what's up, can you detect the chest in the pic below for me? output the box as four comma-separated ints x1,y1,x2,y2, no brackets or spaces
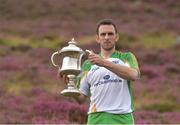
86,58,127,87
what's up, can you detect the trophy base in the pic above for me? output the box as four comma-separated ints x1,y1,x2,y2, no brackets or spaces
60,88,81,97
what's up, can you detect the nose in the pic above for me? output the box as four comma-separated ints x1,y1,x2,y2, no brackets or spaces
105,34,109,39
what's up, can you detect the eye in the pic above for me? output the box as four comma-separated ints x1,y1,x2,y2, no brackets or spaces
100,33,106,36
99,32,115,37
108,32,114,36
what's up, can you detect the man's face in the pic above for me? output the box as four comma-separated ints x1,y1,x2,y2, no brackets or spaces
96,25,118,51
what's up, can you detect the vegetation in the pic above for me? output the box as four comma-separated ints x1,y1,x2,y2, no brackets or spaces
0,0,179,124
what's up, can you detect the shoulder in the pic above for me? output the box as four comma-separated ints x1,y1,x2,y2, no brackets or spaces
124,52,137,59
113,51,136,60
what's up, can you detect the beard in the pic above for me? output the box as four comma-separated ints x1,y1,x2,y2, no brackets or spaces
101,42,115,51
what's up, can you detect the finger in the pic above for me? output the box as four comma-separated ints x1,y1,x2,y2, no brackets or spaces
57,71,62,78
88,57,96,63
85,49,92,55
89,58,98,64
65,76,69,84
88,54,97,59
89,56,99,62
90,50,94,54
62,75,68,85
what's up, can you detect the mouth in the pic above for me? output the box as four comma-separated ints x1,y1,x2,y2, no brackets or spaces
104,42,112,45
104,40,111,43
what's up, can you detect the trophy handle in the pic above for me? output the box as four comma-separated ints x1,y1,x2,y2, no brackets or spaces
51,51,60,68
79,52,86,67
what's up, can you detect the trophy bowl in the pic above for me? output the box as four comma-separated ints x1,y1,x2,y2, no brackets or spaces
51,38,85,97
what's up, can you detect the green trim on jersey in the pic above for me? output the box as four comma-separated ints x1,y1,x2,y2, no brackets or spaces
110,51,139,70
110,51,140,111
77,60,92,89
87,112,134,124
77,50,140,111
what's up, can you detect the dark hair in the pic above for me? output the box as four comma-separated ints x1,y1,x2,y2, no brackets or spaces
96,19,118,35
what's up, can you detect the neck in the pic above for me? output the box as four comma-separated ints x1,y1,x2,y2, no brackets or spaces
101,48,115,59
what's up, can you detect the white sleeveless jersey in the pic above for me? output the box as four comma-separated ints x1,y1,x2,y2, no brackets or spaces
79,58,133,114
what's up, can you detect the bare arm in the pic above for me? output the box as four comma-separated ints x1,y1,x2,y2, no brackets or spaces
102,60,139,81
88,52,140,81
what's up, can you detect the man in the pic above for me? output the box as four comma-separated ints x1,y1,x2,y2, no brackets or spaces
59,19,140,124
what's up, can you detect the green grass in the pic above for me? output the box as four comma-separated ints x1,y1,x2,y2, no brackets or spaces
140,32,176,49
3,78,60,96
4,81,32,95
0,35,65,49
117,32,176,49
0,37,28,47
0,32,177,50
135,84,180,112
143,101,178,112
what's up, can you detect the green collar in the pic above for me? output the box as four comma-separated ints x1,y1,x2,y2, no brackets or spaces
99,50,121,58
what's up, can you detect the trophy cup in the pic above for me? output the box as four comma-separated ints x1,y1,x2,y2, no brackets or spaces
51,38,86,97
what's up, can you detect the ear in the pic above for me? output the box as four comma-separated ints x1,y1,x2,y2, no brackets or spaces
96,34,100,44
115,33,119,42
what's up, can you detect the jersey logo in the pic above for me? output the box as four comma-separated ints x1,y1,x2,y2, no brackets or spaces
103,75,110,80
90,66,100,74
94,78,122,87
112,60,119,64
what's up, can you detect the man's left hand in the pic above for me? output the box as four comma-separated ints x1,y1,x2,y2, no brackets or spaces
88,52,105,66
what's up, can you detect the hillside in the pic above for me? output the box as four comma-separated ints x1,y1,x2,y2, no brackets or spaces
0,0,179,38
0,0,180,124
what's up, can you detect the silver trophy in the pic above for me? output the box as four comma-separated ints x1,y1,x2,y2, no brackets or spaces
51,38,86,97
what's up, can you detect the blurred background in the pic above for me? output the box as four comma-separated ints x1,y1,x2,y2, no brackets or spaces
0,0,179,124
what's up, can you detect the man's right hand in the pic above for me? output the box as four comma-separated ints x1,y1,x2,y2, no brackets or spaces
57,69,68,85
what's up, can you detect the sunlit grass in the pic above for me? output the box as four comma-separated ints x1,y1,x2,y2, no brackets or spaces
0,36,29,47
117,32,176,49
4,81,32,95
4,80,61,96
140,32,176,49
0,35,65,49
134,83,180,112
0,32,176,50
